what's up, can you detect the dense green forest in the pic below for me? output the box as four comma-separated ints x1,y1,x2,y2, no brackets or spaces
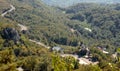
6,0,120,52
65,3,120,51
0,0,120,71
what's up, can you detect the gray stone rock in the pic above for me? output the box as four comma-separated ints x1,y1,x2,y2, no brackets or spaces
1,27,20,43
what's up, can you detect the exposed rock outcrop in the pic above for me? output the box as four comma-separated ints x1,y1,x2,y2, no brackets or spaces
1,27,20,43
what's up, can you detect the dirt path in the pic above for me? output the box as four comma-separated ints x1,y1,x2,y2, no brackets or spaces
60,54,98,65
18,24,28,31
17,23,50,49
29,39,50,49
1,4,15,17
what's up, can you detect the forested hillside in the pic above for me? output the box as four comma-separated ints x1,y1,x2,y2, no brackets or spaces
0,0,120,71
65,3,120,50
5,0,120,49
2,0,119,50
4,0,83,48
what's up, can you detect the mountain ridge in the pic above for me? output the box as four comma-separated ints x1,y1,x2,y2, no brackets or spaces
41,0,120,7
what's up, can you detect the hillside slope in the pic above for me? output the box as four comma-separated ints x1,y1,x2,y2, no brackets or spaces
65,3,120,50
0,0,120,71
1,0,120,49
3,0,84,47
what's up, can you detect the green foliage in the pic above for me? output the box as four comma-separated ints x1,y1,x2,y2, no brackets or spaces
3,0,120,50
0,49,17,71
66,3,120,49
1,0,120,71
64,56,79,70
52,55,79,71
52,55,68,71
75,65,101,71
117,48,120,53
0,49,15,64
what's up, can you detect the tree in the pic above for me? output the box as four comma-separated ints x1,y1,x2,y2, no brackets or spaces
0,49,17,71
